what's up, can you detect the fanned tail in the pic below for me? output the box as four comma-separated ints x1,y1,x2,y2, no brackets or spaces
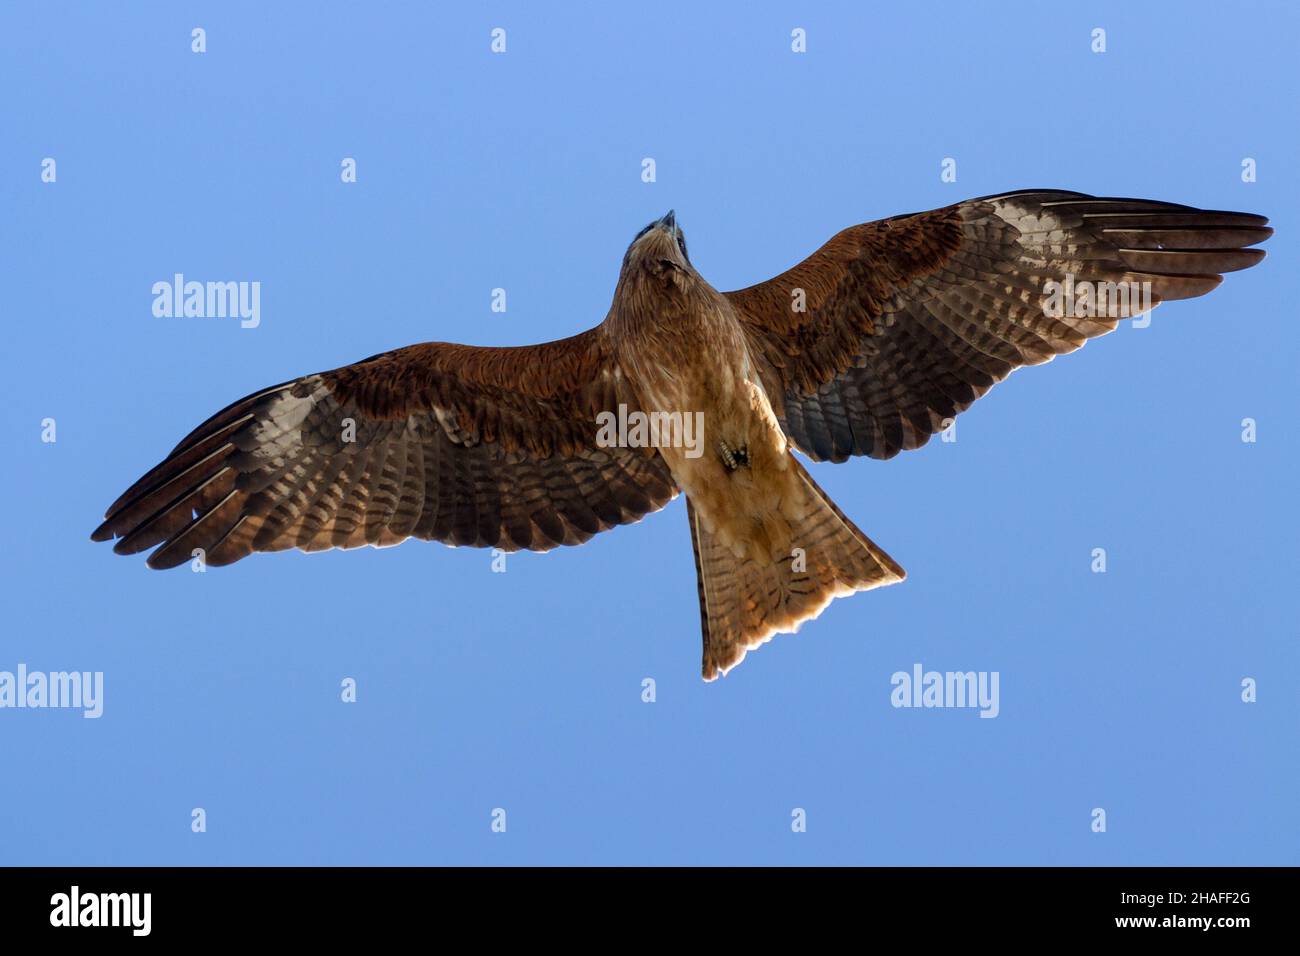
688,457,904,680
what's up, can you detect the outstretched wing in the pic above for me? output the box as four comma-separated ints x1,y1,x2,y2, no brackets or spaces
727,190,1271,462
92,329,677,568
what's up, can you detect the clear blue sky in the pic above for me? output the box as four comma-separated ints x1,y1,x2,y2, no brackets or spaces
2,0,1295,865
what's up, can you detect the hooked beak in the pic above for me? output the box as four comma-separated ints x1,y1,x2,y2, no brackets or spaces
656,209,677,237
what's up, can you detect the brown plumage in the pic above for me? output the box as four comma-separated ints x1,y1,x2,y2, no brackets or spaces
92,190,1271,680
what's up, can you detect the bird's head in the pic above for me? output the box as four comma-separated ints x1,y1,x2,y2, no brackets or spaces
621,210,691,278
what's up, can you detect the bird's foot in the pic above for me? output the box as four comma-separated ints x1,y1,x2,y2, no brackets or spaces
718,439,749,472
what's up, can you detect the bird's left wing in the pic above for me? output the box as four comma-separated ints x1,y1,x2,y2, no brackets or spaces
92,329,677,568
726,190,1271,462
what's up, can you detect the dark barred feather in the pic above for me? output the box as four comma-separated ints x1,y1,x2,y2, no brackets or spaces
92,331,677,568
728,190,1271,462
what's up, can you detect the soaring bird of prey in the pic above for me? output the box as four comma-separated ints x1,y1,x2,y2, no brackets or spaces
93,190,1271,679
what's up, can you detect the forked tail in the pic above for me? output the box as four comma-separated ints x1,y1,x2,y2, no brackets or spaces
688,457,905,680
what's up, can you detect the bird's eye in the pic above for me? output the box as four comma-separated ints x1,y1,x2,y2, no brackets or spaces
676,236,689,259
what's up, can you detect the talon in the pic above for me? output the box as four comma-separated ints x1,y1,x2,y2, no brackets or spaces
718,439,748,472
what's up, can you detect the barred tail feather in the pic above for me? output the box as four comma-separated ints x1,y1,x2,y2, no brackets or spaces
688,458,904,680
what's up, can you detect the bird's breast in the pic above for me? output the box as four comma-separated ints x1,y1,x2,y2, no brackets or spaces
618,293,755,419
612,289,792,549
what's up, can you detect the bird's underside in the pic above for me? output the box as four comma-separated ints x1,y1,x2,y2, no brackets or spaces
92,190,1271,680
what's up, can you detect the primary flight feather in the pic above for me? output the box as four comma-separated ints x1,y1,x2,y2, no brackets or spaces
92,190,1271,679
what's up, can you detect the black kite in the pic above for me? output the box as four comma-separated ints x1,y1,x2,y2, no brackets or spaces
93,190,1271,679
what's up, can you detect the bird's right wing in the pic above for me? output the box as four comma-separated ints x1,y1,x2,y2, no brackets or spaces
726,190,1271,462
92,329,677,568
